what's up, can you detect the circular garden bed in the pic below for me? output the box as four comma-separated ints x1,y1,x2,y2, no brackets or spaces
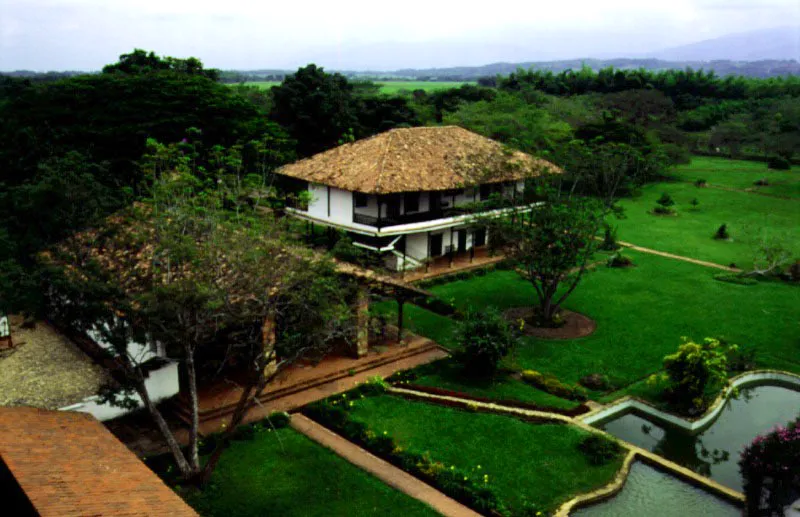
504,307,597,339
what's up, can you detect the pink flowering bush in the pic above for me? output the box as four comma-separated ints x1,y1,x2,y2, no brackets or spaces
739,416,800,516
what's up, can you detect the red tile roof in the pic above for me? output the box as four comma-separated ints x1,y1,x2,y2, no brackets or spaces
0,407,198,516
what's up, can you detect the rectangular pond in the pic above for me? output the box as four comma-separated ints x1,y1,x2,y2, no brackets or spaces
570,462,740,517
597,384,800,491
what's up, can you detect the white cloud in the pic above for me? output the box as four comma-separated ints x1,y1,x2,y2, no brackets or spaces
0,0,796,70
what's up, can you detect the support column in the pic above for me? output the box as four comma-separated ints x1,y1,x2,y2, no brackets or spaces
353,286,369,358
470,231,475,264
426,231,431,272
449,229,454,268
262,315,277,377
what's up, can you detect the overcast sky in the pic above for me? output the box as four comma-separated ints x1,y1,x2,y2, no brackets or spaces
0,0,798,71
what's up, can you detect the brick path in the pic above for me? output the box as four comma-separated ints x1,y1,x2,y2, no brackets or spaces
291,414,482,517
193,340,448,435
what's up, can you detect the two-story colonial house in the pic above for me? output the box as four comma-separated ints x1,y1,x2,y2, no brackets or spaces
277,126,561,270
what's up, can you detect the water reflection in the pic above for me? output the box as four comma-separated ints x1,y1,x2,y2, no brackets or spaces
571,462,740,517
599,385,800,491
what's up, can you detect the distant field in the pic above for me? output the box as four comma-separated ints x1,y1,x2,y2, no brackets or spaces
237,80,470,94
671,156,800,199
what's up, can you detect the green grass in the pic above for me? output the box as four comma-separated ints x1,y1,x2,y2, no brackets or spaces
348,395,622,513
614,180,799,269
385,251,799,400
185,427,437,517
238,80,470,95
403,359,581,410
672,156,800,198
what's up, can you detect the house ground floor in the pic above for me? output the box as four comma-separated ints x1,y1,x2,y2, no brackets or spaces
348,224,491,272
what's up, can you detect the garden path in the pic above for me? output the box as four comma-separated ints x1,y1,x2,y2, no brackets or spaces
291,414,482,517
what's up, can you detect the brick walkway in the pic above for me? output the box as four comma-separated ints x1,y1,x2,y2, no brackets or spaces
291,414,482,517
191,337,448,435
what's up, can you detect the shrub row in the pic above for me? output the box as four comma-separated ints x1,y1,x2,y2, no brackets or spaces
578,434,623,466
303,394,512,516
395,383,588,417
520,370,589,402
713,273,758,286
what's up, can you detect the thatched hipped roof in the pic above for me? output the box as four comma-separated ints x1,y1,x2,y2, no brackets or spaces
276,126,561,194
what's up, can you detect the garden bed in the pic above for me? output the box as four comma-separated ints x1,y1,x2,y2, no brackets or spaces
305,389,623,515
504,307,597,339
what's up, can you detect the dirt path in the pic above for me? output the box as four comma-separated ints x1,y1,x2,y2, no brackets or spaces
616,240,740,272
291,414,482,517
682,181,796,200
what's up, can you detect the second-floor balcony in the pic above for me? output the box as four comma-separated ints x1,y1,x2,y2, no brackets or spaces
353,197,529,229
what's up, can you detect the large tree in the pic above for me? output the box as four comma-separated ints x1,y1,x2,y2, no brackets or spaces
42,139,353,484
269,64,419,157
486,193,603,325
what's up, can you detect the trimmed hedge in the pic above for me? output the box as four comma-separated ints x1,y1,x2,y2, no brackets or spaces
520,370,589,402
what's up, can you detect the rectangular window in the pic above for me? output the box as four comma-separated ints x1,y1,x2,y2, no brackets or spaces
404,192,420,213
354,193,368,208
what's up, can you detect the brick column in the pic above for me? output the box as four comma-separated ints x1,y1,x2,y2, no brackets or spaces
353,286,370,358
262,315,277,377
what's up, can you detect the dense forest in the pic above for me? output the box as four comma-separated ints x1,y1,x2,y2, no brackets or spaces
1,49,798,315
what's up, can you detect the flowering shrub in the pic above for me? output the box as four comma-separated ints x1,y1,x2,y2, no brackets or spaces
304,391,511,516
740,416,800,516
649,337,734,414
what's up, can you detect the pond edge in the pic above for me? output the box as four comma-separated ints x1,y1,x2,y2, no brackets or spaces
579,370,800,432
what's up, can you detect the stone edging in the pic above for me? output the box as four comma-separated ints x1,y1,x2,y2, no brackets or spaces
553,450,637,516
580,370,800,432
388,383,753,514
554,449,746,516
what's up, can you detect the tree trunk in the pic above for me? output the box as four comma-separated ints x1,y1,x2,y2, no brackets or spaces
136,374,194,477
184,343,201,472
198,381,256,486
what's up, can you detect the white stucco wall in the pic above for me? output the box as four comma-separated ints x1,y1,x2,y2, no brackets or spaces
307,183,328,219
405,233,429,261
329,188,353,224
60,360,180,421
87,323,162,364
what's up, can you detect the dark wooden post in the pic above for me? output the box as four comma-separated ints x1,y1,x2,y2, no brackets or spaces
377,195,383,230
449,229,454,268
401,237,407,278
396,296,405,344
426,231,431,272
470,231,475,263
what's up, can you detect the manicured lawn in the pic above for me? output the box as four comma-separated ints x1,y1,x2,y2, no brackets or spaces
614,180,799,268
348,395,622,513
238,80,470,95
404,359,581,410
388,251,800,398
671,156,800,199
184,427,437,517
